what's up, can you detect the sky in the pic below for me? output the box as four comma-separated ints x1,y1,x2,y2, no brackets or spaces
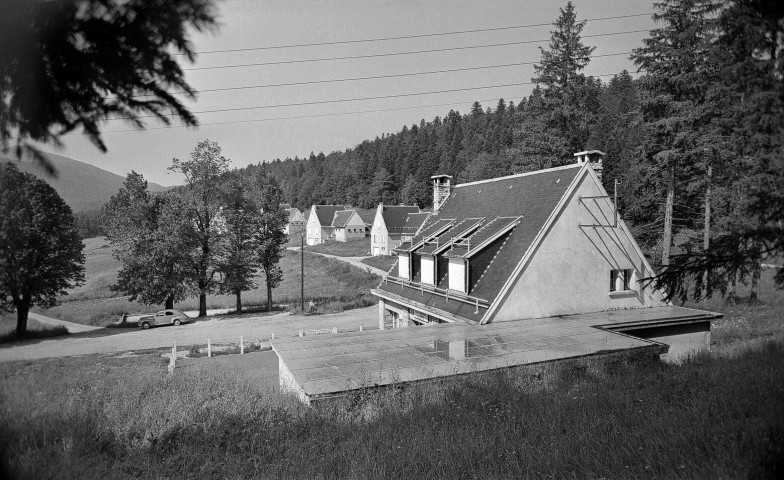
49,0,657,186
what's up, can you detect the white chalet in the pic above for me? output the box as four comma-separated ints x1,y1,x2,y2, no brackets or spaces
372,151,721,361
370,204,425,256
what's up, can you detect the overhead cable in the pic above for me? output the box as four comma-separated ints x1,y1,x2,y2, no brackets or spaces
185,30,648,71
185,13,653,55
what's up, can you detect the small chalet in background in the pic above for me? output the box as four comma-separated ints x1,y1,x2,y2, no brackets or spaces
306,205,344,245
331,209,366,242
282,204,306,236
372,151,720,361
370,204,425,256
306,205,368,245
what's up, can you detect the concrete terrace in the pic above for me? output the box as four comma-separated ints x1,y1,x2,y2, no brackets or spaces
271,306,720,403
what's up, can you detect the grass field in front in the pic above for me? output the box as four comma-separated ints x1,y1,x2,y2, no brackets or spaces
1,302,781,479
34,237,381,326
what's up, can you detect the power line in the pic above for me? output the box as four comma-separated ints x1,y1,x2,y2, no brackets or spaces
102,72,629,126
185,13,653,55
185,30,648,71
100,98,514,134
113,82,534,120
136,52,630,97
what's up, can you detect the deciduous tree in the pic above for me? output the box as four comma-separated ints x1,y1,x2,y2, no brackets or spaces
102,172,190,309
253,172,288,312
169,140,230,317
0,163,84,334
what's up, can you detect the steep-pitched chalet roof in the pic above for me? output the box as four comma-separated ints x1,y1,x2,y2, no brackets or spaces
311,205,345,226
403,212,431,232
377,164,583,321
286,207,305,222
380,205,420,231
332,210,360,228
354,208,376,226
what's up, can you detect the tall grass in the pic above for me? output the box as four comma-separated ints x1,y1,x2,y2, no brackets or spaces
1,336,782,479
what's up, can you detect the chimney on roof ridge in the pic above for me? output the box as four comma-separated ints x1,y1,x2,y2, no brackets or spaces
574,150,605,180
431,174,452,214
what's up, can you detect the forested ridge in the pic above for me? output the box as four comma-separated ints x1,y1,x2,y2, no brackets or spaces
237,0,783,301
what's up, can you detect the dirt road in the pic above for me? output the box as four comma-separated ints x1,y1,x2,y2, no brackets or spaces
0,306,378,362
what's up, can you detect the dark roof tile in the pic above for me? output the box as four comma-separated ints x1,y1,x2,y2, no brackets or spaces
378,164,583,321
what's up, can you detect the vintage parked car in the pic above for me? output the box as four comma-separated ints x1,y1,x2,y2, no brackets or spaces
138,309,190,329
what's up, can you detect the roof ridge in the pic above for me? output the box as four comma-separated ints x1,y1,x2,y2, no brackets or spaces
454,163,582,189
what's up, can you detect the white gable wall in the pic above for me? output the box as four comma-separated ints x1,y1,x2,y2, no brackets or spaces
491,170,667,322
306,207,322,246
371,206,389,256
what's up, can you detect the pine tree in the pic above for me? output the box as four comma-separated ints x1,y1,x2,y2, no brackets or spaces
517,2,598,167
632,0,718,268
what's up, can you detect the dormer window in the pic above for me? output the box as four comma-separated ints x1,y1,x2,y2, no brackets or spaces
610,269,633,292
398,252,411,280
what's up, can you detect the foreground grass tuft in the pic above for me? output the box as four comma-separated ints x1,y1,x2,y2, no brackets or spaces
1,337,782,479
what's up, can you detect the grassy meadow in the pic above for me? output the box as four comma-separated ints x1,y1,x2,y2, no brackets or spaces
360,254,398,273
304,237,372,257
0,313,68,344
0,303,782,479
34,237,381,326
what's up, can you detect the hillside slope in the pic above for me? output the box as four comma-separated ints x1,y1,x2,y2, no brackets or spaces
3,152,169,212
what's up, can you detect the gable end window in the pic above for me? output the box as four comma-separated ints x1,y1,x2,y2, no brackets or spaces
610,269,633,292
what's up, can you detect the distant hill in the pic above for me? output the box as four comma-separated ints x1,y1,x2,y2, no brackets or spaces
2,152,169,213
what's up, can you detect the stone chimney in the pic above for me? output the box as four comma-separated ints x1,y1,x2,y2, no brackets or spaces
574,150,605,180
431,174,452,214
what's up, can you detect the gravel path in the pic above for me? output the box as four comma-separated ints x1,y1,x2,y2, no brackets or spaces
0,306,378,362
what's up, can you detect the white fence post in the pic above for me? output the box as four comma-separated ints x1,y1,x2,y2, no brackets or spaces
360,326,363,332
168,343,176,375
240,336,244,354
207,339,212,358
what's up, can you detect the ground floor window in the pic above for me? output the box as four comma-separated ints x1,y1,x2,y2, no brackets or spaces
610,269,633,292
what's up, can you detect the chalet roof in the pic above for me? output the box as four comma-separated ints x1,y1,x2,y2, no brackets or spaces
418,217,484,255
402,212,431,232
354,208,376,226
286,207,305,222
380,205,420,230
378,164,583,321
332,210,360,228
311,205,345,226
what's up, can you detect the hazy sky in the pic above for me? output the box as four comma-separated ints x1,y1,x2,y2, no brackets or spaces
50,0,656,185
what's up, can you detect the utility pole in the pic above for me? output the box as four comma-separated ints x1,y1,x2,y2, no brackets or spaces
300,231,305,311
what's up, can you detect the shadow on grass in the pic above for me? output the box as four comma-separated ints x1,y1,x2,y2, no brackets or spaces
0,326,69,345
